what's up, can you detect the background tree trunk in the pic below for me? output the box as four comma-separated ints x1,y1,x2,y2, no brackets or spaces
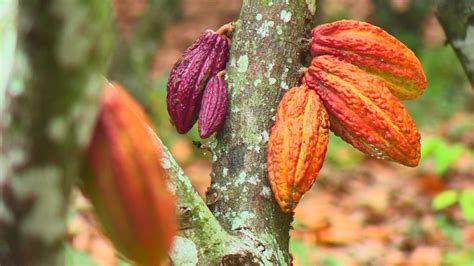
0,1,113,265
436,0,474,87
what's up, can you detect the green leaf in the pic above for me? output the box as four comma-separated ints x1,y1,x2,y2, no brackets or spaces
460,189,474,222
433,142,464,175
289,239,312,266
432,190,459,210
65,244,98,266
420,136,441,160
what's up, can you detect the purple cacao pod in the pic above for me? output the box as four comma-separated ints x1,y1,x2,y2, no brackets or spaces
198,74,228,138
166,30,230,134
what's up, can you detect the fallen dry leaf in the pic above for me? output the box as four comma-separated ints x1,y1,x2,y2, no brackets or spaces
417,172,446,196
353,186,390,213
408,246,442,266
316,216,362,245
384,249,407,266
183,158,212,197
362,225,395,242
294,191,334,230
170,137,194,163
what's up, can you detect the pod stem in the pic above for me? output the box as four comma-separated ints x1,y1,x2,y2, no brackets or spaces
217,70,226,77
216,23,235,36
298,67,308,84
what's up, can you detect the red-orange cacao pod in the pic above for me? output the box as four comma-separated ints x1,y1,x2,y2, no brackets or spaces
267,85,329,212
304,55,421,167
310,20,427,100
82,82,176,266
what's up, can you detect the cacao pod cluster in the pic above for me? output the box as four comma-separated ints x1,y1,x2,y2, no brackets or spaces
167,24,233,138
82,82,176,265
79,17,428,262
267,20,427,212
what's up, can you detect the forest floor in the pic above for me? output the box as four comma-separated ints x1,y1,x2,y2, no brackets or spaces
67,1,474,265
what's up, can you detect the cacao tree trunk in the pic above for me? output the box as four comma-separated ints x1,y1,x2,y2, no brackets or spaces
207,0,315,264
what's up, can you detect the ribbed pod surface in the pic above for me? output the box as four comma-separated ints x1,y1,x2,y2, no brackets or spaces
305,55,421,167
267,86,330,212
198,75,228,138
167,30,229,133
310,20,427,100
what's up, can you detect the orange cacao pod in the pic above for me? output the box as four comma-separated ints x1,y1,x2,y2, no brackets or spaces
305,55,421,167
82,82,176,265
267,85,329,212
310,20,427,100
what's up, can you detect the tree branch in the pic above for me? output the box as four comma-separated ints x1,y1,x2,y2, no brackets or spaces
0,0,113,264
436,0,474,87
157,138,245,265
208,0,316,264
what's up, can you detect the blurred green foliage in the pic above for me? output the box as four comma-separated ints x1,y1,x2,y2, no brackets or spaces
435,214,474,265
404,46,472,126
435,215,463,245
325,132,363,169
0,0,17,112
432,190,458,210
289,239,313,266
290,239,343,266
65,244,98,266
421,136,467,176
433,188,474,222
443,248,474,266
459,189,474,222
65,243,133,266
371,0,432,51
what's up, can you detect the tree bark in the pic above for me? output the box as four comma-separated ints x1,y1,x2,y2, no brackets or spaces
436,0,474,87
0,1,113,265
